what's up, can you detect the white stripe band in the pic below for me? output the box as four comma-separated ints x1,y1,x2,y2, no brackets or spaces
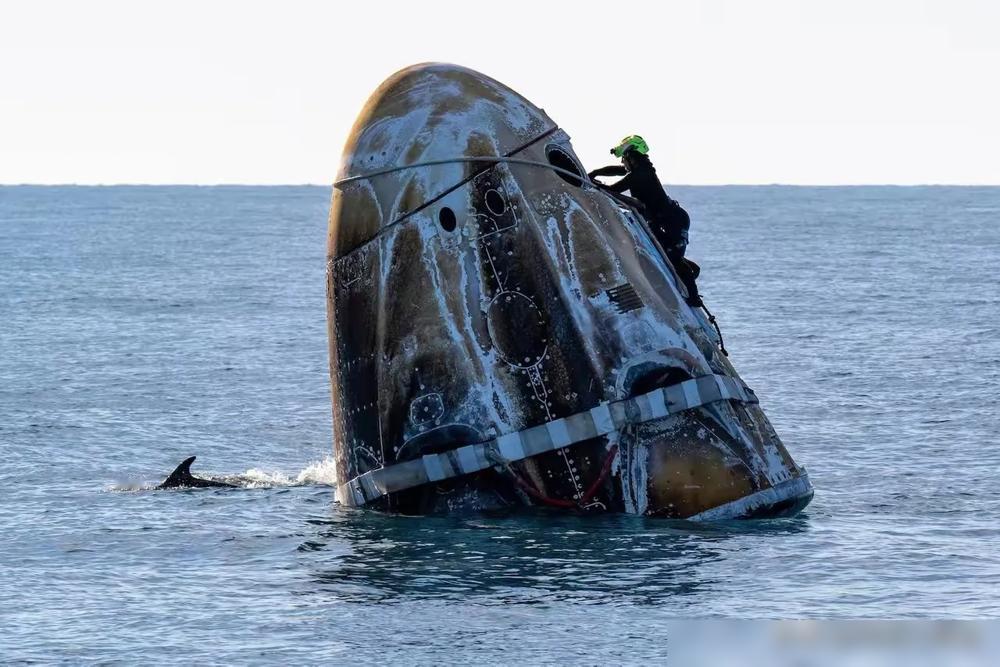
714,374,728,402
546,419,571,447
591,403,615,434
649,390,669,418
497,432,526,460
682,380,701,410
422,454,447,482
339,373,758,505
456,445,480,474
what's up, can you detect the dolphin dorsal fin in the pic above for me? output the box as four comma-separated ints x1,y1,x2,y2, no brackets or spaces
159,455,197,488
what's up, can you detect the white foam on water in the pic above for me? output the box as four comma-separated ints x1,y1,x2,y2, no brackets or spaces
235,456,339,488
293,456,339,486
105,480,149,493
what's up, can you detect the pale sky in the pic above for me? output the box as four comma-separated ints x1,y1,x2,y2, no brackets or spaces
2,0,999,185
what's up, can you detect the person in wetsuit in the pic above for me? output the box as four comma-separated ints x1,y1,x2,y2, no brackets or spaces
588,135,702,306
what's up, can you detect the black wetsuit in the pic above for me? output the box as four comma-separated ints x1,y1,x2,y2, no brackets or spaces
589,152,701,304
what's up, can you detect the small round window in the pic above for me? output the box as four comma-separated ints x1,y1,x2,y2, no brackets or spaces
484,189,506,216
546,146,585,187
438,207,457,232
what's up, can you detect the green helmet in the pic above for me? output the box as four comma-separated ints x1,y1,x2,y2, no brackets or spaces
611,135,649,158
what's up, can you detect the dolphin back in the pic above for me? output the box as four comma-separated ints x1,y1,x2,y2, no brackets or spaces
158,456,235,489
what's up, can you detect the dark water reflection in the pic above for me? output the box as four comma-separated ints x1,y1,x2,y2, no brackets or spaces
299,509,809,605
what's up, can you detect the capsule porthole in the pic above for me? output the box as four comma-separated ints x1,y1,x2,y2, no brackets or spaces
545,146,585,187
439,207,457,231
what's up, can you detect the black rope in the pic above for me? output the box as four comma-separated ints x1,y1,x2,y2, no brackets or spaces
330,125,561,260
589,180,647,214
699,301,729,357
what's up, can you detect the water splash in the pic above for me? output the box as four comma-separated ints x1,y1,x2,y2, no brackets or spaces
238,456,339,488
106,456,339,492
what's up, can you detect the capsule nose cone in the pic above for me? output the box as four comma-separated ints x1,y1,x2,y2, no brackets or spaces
336,62,554,182
328,62,557,259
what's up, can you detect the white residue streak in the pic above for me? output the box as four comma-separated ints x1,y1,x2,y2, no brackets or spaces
613,429,649,516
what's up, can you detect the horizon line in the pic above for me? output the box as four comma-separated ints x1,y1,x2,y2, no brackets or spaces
3,182,1000,188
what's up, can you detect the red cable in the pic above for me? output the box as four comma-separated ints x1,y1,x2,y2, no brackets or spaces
511,473,577,508
579,444,619,506
510,444,619,510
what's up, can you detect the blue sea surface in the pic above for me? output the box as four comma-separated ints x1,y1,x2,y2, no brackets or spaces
1,185,999,662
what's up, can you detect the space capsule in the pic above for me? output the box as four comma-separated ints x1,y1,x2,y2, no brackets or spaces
326,63,812,518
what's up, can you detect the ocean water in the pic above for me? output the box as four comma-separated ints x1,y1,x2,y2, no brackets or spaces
2,185,999,662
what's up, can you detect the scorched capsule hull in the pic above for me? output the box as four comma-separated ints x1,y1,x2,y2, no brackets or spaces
326,63,813,518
